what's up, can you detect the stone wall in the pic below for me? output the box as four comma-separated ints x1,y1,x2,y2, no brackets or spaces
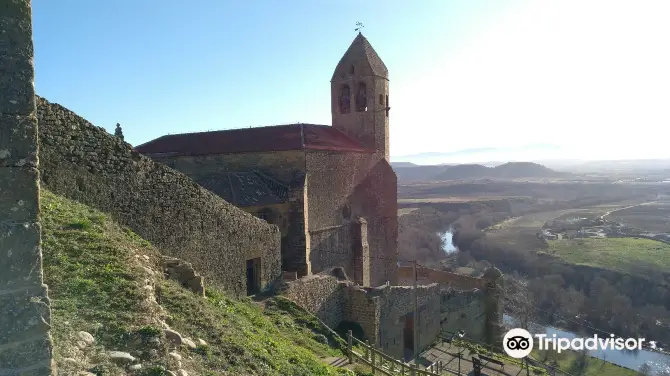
397,266,485,290
36,97,282,297
397,265,505,347
440,288,487,341
278,270,349,329
0,1,55,374
374,284,442,360
305,150,397,286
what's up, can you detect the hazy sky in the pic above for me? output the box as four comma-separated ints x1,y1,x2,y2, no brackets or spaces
32,1,670,161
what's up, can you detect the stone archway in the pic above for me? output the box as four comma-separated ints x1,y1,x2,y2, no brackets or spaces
335,320,366,342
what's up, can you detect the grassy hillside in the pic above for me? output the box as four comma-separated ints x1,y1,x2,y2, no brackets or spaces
41,190,355,376
541,237,670,277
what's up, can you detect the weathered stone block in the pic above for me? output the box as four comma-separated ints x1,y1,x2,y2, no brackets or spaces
0,12,34,59
0,285,51,345
0,114,38,167
0,335,53,370
0,167,39,221
0,55,35,115
0,0,33,20
0,222,43,288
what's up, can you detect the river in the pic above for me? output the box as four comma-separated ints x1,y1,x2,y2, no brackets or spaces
440,229,458,253
503,315,670,373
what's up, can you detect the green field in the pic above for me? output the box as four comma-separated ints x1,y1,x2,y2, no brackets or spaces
541,237,670,276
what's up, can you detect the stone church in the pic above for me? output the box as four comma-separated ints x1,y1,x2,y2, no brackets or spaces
136,33,397,288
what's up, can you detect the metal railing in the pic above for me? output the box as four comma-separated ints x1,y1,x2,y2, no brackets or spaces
346,331,462,375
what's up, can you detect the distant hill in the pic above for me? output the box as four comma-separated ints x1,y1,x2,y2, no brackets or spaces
391,162,418,168
394,165,450,182
394,162,566,182
490,162,561,178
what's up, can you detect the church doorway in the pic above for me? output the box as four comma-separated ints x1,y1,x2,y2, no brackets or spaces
403,312,414,361
246,258,261,296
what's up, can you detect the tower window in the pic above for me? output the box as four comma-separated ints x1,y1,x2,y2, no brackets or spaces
386,94,389,117
338,84,351,114
350,64,355,75
379,94,384,105
355,82,367,112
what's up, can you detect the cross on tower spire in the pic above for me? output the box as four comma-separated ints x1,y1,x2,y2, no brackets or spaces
355,21,364,33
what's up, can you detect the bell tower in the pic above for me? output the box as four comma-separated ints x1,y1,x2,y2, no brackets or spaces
331,33,390,161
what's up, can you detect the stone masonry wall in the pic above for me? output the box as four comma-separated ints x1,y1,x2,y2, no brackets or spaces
35,97,282,297
397,265,505,347
440,288,487,341
343,287,380,344
0,1,55,374
397,266,485,290
279,271,349,329
306,151,397,287
374,284,441,360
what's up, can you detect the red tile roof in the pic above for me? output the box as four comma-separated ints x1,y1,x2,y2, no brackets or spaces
134,124,374,156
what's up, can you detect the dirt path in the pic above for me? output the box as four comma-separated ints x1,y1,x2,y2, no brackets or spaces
599,201,658,221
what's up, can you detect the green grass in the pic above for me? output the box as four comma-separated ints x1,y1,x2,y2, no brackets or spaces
541,237,670,276
41,190,355,375
531,349,638,376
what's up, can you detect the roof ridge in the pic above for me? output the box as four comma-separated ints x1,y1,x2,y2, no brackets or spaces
149,123,332,139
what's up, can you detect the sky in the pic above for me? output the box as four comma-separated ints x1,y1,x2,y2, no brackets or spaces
32,0,670,163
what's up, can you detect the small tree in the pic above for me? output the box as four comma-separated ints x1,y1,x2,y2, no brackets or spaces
114,123,124,141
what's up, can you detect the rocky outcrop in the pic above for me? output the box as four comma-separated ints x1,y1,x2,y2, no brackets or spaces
162,257,205,296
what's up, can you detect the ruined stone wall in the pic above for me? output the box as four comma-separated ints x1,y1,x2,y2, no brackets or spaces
373,284,441,360
343,287,380,344
305,151,397,286
279,272,348,329
0,1,55,373
149,150,305,185
440,288,487,341
397,266,485,290
397,265,505,347
36,97,282,297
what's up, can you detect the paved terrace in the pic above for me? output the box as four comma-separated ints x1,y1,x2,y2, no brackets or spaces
412,340,528,376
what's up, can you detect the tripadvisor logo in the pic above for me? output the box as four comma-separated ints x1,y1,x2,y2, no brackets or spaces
503,328,534,358
503,328,646,359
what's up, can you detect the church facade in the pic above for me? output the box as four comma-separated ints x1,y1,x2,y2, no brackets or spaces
136,33,397,288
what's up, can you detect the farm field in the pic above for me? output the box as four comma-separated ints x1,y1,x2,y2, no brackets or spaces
397,196,524,204
606,201,670,233
484,198,655,251
540,237,670,276
487,199,650,235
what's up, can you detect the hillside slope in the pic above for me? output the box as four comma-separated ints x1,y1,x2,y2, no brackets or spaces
41,190,353,376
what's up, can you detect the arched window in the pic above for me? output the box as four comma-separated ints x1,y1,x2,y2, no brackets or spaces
379,94,384,105
355,82,367,112
349,64,355,75
338,85,351,114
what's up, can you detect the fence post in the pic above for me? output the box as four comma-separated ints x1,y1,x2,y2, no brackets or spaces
347,330,353,364
371,349,377,375
365,340,370,361
410,363,416,376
